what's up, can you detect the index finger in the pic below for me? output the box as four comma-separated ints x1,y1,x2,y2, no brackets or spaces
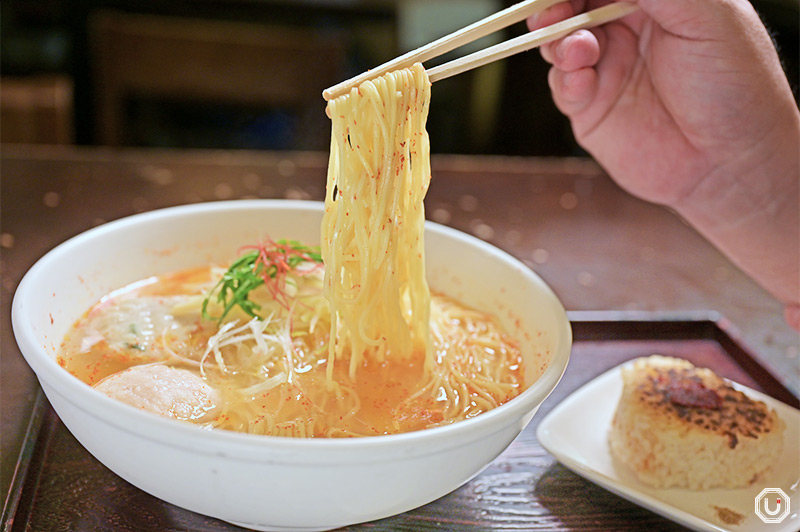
527,0,585,31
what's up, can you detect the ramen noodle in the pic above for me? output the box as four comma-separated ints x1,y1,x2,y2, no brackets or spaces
58,64,526,437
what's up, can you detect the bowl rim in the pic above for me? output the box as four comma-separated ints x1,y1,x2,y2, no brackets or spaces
12,199,571,459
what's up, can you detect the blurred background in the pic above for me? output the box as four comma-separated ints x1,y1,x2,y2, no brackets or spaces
1,0,797,156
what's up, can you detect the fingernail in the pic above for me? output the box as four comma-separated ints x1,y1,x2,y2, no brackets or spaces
555,39,567,62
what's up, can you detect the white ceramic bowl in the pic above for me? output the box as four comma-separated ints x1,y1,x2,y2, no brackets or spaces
12,200,571,531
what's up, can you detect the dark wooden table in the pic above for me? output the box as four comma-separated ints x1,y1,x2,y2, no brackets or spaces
2,144,798,531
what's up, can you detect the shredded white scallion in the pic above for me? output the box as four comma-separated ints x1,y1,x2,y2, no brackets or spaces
201,314,285,377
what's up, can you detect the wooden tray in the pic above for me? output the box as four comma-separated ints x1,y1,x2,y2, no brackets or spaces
4,313,797,532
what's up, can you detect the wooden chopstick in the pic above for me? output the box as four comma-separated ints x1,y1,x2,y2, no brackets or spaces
428,2,638,83
322,0,568,101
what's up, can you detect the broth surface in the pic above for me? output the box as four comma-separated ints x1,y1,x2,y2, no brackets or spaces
60,263,525,437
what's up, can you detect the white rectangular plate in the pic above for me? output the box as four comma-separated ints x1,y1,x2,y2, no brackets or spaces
536,361,800,532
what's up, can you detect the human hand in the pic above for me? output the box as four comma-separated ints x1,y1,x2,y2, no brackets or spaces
528,0,799,207
529,0,800,324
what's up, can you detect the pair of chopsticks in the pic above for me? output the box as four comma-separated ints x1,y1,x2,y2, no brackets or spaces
322,0,638,101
